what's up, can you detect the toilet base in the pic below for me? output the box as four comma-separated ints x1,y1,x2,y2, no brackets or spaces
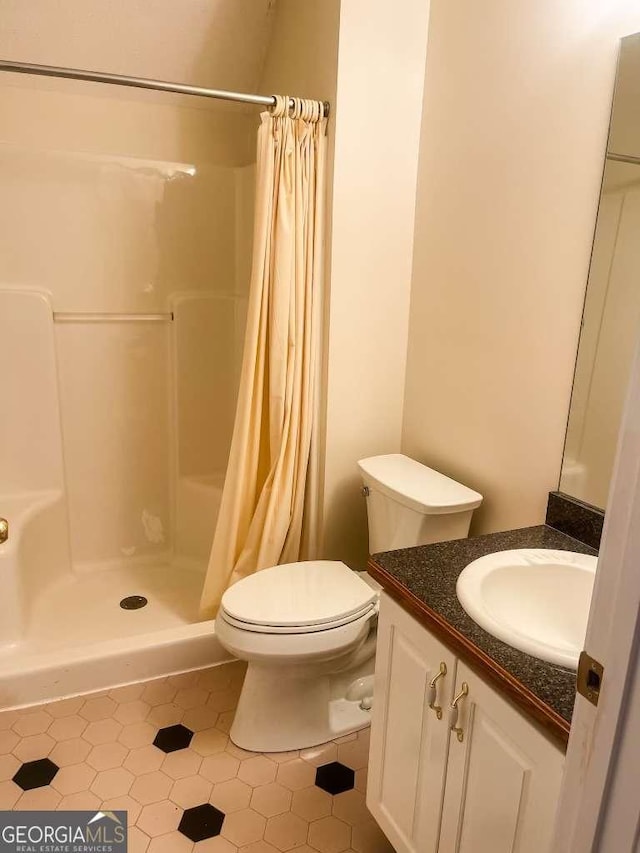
230,660,374,752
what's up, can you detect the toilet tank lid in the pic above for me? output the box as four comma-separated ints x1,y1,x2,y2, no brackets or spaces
357,454,483,515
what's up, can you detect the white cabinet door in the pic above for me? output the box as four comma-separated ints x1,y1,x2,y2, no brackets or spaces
438,661,564,853
367,592,457,853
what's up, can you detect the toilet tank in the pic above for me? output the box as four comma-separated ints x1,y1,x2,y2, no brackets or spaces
357,454,483,553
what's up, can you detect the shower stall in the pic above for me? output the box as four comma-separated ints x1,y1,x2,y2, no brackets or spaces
0,67,258,708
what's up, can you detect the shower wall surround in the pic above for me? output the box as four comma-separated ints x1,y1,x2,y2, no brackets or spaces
0,81,255,570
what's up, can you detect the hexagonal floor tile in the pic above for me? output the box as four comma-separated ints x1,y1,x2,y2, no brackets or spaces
137,799,182,837
51,763,96,796
45,698,85,719
169,774,213,809
12,710,53,737
102,795,142,825
90,767,134,799
210,778,253,815
48,716,87,742
191,728,228,757
83,719,123,746
141,681,177,707
221,807,266,846
238,756,277,787
153,724,194,753
276,759,316,792
129,771,173,805
181,705,219,733
291,785,332,821
175,687,208,710
315,763,355,796
49,739,91,768
161,749,201,780
178,802,225,842
114,701,151,726
332,789,371,827
80,697,117,722
119,722,157,749
264,811,308,851
147,830,193,852
57,790,102,810
307,815,352,853
0,755,19,782
15,786,61,811
200,753,240,784
123,745,164,776
108,684,145,704
13,734,56,763
0,780,30,809
0,731,19,755
251,782,292,818
147,704,184,728
87,742,128,771
13,758,59,790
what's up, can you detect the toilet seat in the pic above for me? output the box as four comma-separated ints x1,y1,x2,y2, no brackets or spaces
220,602,378,634
219,560,378,635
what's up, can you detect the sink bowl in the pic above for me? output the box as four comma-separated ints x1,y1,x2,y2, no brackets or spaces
456,549,597,669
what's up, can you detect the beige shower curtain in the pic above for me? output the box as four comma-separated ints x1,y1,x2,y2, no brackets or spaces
200,96,327,619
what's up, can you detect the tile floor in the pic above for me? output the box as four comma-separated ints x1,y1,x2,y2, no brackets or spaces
0,661,394,853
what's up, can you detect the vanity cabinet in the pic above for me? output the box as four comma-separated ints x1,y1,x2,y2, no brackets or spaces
367,592,457,853
367,593,564,853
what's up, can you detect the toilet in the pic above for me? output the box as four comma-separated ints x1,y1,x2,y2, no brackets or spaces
215,453,482,752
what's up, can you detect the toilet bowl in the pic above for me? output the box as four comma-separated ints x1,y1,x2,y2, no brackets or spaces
216,454,482,752
216,560,379,752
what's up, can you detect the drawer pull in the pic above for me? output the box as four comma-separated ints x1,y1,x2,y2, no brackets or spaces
449,682,469,742
427,662,447,719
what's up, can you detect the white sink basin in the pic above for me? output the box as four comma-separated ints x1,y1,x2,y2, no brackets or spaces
456,549,597,669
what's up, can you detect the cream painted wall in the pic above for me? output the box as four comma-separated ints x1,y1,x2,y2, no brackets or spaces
0,0,275,97
402,1,640,535
322,0,431,567
259,0,340,102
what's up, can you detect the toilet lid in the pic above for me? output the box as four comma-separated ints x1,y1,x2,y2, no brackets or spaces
220,561,379,629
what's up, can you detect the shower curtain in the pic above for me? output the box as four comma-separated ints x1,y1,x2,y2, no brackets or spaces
200,96,327,618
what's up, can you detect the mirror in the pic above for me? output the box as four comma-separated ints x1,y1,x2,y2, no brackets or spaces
560,32,640,510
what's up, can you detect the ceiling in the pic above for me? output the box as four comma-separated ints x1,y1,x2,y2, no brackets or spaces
0,0,277,95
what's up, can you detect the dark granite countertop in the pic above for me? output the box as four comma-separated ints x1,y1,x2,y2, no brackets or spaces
368,524,598,746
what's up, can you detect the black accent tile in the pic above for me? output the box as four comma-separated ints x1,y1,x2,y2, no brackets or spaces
315,762,355,795
13,758,59,790
178,803,225,842
546,491,604,550
153,724,194,753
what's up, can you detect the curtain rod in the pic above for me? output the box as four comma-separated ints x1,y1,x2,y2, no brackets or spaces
607,152,640,166
0,59,330,118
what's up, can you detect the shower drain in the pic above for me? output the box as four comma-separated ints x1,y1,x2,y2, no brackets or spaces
120,595,148,610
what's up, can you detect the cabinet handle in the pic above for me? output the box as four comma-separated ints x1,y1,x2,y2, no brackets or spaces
448,682,469,742
426,662,447,719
